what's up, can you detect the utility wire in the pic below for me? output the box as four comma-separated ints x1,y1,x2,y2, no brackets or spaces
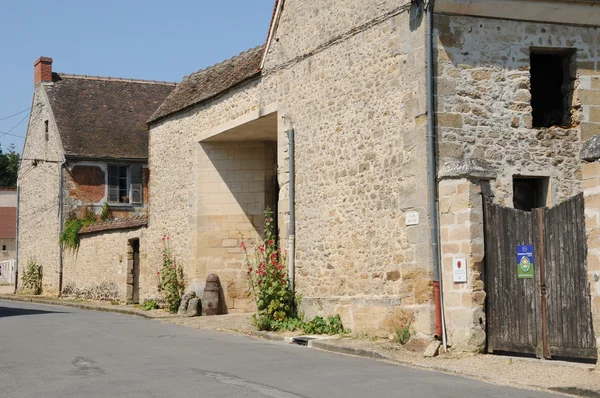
0,107,30,121
0,113,30,139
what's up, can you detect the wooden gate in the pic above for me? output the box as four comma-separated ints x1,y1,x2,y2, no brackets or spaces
484,193,596,360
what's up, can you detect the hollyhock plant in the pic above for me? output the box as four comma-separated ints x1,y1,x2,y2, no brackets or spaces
157,234,186,313
241,207,293,329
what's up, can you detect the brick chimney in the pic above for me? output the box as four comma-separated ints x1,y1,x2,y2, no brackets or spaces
34,56,53,84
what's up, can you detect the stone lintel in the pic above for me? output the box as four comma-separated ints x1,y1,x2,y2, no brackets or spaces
438,158,496,181
581,134,600,162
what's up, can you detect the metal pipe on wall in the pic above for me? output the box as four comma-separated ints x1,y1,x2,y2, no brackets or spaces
14,184,20,293
287,129,296,293
425,0,448,351
58,162,65,296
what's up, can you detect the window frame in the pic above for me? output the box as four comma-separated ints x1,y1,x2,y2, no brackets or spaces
107,164,144,206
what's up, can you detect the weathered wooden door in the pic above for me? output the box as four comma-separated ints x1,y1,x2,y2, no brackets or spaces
484,193,596,360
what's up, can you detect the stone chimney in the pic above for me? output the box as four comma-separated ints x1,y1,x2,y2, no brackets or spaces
34,56,53,84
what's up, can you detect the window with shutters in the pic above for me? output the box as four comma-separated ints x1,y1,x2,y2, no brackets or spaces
107,164,143,205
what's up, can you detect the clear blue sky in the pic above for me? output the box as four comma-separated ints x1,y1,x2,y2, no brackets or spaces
0,0,275,153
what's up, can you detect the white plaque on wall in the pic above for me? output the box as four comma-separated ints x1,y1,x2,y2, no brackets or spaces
453,258,467,283
405,211,419,226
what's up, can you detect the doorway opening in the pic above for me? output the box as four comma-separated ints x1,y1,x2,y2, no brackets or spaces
128,238,140,304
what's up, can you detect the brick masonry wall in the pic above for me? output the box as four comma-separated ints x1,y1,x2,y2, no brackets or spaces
18,87,63,294
434,14,600,206
582,161,600,356
438,178,486,351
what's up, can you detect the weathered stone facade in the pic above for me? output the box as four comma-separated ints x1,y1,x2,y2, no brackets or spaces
434,14,596,206
148,0,435,336
62,227,145,302
18,87,63,294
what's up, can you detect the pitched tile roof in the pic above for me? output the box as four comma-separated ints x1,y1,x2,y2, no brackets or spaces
148,45,264,124
0,207,16,239
45,74,175,160
0,187,16,191
78,215,147,235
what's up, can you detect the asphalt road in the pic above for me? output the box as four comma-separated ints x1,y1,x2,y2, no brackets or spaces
0,300,555,398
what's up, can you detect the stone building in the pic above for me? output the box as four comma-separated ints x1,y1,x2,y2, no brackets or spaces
17,57,174,300
145,0,600,359
15,0,600,360
0,188,17,261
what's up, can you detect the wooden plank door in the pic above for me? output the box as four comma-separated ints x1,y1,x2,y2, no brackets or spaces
542,194,596,360
484,200,540,355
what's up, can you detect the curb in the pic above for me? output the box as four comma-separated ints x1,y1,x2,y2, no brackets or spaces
307,339,388,360
549,387,600,398
0,295,154,319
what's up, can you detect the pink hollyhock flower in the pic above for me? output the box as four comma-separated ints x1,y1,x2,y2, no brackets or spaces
268,239,274,246
240,242,246,250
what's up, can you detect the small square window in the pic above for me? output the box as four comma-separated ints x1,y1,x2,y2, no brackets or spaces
513,177,550,212
1,245,6,252
530,49,575,128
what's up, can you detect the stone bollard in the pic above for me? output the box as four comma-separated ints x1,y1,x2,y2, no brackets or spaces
185,297,201,317
177,291,196,316
202,274,222,316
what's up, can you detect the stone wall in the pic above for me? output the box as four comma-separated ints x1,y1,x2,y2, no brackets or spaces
438,177,486,351
18,87,63,294
147,78,279,305
62,227,145,302
268,3,432,336
148,3,434,336
0,238,16,261
434,14,599,206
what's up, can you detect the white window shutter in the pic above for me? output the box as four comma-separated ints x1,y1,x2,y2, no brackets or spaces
130,164,143,204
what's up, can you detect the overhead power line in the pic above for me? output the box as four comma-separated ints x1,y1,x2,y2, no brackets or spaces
0,113,30,139
0,107,31,121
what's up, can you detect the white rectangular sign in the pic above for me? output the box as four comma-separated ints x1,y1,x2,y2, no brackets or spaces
453,258,467,283
405,211,419,226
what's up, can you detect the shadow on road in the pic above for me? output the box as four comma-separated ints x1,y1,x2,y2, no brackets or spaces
0,306,67,318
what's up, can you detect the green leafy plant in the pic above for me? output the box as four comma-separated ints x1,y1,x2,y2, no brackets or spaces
303,315,347,335
157,235,185,313
394,325,411,344
142,299,159,311
100,201,112,222
243,207,294,329
60,208,97,250
21,260,42,295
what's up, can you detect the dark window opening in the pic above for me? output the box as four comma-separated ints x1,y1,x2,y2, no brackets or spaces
530,49,575,128
1,245,6,252
513,177,549,212
44,120,49,141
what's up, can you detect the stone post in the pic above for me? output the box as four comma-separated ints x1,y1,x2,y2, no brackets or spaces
437,159,496,352
438,178,486,351
581,158,600,359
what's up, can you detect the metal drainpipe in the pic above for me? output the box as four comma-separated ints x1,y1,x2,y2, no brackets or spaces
58,162,65,296
426,0,448,351
14,184,20,293
287,129,296,293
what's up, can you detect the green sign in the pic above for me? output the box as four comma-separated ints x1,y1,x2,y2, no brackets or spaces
516,245,534,279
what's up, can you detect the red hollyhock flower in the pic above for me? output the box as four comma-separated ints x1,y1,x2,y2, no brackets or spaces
268,239,274,246
240,242,246,250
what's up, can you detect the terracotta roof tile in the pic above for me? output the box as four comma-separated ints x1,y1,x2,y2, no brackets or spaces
45,74,175,160
0,187,16,191
79,215,147,235
0,207,16,239
148,45,264,124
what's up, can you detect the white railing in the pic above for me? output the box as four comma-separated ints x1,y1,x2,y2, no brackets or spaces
0,260,16,285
